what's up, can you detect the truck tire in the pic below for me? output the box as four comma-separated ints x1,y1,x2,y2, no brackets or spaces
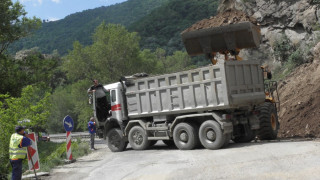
107,128,127,152
173,122,198,150
257,102,279,140
199,120,225,150
128,126,150,150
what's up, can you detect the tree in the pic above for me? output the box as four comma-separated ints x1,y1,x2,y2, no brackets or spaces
0,0,41,55
0,48,66,96
0,85,51,176
64,23,143,83
63,23,145,129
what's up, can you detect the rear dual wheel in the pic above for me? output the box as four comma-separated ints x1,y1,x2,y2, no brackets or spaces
128,126,150,150
173,123,200,150
173,121,227,150
199,120,226,150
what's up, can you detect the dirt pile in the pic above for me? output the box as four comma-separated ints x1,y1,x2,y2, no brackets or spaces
278,62,320,138
183,9,257,33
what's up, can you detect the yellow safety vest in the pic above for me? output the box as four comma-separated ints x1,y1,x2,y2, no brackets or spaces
9,133,27,160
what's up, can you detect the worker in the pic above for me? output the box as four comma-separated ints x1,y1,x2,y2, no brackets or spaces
87,79,110,121
9,126,31,180
88,117,96,150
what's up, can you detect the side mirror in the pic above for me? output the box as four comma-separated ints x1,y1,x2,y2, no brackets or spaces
88,94,92,105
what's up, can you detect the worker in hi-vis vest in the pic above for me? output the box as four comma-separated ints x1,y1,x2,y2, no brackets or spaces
9,126,31,180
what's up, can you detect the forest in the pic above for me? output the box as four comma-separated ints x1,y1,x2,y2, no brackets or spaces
9,0,219,56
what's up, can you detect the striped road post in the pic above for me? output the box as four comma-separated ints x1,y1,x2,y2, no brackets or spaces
63,115,74,160
66,131,72,160
26,132,40,170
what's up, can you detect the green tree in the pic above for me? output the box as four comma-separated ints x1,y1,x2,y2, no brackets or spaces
0,48,66,96
0,0,41,55
0,85,51,177
63,23,144,129
152,48,194,74
64,23,143,83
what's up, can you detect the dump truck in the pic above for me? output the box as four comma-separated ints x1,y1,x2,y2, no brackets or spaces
89,21,280,152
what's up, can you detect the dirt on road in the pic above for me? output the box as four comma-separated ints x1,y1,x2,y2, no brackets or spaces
278,61,320,138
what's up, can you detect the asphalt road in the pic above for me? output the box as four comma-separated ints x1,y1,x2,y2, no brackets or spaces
46,138,320,180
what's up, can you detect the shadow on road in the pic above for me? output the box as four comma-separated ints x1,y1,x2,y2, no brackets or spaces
122,137,317,151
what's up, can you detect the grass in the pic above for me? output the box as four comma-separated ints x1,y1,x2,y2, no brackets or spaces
7,138,90,179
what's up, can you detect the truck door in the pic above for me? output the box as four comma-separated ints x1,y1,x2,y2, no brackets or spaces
110,89,123,121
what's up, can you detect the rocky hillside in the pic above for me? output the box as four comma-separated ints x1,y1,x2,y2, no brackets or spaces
219,0,320,65
218,0,320,138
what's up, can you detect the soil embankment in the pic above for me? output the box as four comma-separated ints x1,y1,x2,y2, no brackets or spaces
278,62,320,138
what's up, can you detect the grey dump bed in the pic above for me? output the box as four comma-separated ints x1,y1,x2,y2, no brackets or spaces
126,60,265,118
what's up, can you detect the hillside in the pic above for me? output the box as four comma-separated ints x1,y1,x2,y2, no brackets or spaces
9,0,220,56
128,0,219,54
9,0,169,55
278,58,320,138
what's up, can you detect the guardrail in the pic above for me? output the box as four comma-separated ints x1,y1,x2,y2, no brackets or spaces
50,132,91,140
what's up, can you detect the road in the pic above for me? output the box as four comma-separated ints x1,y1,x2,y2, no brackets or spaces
46,139,320,180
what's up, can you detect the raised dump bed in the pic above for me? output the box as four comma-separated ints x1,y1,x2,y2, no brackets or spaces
181,22,261,56
125,60,265,118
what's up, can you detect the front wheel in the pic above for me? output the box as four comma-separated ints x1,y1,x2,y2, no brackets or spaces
199,120,225,150
107,128,127,152
257,102,279,140
128,126,150,150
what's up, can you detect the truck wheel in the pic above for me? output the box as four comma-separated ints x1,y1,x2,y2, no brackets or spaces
199,120,225,150
162,140,176,147
173,123,198,150
107,128,127,152
128,126,150,150
257,102,279,140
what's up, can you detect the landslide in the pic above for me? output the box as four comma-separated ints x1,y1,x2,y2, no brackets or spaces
278,61,320,138
182,9,257,33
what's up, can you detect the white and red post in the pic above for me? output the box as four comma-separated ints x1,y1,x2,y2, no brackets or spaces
66,131,72,160
26,133,40,170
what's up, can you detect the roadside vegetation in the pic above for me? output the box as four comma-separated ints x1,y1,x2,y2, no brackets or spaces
7,139,90,179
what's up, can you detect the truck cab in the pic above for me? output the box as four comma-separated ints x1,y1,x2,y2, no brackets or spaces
92,82,127,138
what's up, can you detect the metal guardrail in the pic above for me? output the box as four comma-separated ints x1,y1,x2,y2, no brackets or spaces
50,132,91,139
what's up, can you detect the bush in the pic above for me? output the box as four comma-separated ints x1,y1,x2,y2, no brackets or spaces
271,34,307,80
272,34,293,62
288,49,303,66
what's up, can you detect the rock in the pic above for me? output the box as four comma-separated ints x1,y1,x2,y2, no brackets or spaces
312,42,320,62
285,29,307,45
218,0,319,64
